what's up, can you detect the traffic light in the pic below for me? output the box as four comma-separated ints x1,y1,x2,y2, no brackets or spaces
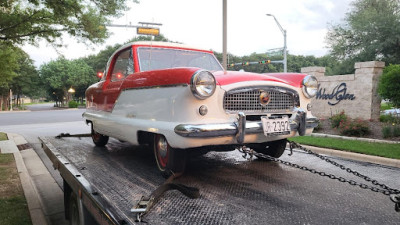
258,60,271,64
97,72,104,78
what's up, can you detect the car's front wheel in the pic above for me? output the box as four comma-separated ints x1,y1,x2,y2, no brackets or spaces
154,134,187,177
91,125,109,147
250,139,287,159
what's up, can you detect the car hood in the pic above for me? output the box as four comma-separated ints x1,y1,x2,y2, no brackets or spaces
213,71,306,88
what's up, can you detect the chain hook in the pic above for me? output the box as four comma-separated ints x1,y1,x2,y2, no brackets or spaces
237,146,254,160
390,194,400,212
136,212,144,222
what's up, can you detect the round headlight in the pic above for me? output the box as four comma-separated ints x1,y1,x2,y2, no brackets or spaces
302,75,318,98
190,70,216,99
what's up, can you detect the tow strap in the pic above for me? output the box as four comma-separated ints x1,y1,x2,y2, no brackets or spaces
131,172,200,222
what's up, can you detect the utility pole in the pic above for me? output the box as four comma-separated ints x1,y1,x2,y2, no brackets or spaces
266,14,287,73
222,0,227,71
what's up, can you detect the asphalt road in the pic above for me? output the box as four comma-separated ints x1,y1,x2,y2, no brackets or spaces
1,107,400,224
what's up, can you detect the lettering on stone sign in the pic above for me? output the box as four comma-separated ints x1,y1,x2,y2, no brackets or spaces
315,83,356,106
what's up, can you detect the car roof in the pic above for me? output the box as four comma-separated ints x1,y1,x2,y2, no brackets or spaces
116,41,212,53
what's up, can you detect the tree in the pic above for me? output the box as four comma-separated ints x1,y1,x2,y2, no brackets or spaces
10,48,42,106
0,0,138,45
378,64,400,108
40,58,96,106
0,43,19,110
326,0,400,74
214,51,338,74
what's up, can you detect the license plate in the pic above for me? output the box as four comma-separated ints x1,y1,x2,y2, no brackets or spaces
261,116,291,136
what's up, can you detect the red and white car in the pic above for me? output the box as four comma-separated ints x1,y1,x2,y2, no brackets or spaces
83,41,319,176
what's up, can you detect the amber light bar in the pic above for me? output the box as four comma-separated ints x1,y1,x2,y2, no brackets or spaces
137,27,160,36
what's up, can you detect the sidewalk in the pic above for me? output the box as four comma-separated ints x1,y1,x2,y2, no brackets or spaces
0,133,399,225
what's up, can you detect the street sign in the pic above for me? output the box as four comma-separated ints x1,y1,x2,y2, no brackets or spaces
266,48,283,57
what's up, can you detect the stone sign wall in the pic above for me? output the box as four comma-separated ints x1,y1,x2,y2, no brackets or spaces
301,61,385,120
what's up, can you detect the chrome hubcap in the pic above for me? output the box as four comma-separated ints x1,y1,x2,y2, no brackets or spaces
157,136,168,158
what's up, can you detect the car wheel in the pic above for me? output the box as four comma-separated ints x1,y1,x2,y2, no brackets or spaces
154,134,187,178
91,125,109,147
250,139,287,159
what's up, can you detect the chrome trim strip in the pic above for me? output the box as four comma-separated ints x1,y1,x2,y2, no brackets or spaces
121,83,188,92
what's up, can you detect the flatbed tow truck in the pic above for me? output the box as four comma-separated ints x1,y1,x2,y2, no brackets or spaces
40,135,400,225
40,135,202,225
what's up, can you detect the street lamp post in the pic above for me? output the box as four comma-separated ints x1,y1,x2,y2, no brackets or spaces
266,14,287,73
68,87,75,103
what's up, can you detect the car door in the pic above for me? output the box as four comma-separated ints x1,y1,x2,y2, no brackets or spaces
100,47,135,112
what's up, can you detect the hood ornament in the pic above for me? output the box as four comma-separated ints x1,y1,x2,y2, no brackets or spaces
259,91,271,106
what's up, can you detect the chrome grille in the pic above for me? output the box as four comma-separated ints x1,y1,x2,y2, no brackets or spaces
223,88,295,113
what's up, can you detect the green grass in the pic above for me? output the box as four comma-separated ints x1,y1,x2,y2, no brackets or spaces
0,132,7,141
0,154,13,164
288,136,400,160
0,154,32,225
381,102,394,111
0,197,32,225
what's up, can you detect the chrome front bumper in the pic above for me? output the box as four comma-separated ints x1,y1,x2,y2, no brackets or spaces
174,108,319,144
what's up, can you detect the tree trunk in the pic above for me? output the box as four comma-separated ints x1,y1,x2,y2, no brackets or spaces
1,95,9,111
16,93,20,107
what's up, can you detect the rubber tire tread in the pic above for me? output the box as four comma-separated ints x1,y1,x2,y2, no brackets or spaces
91,126,109,147
251,139,287,159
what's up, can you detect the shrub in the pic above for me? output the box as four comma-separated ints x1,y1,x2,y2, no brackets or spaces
313,120,322,132
338,119,370,137
382,126,392,138
381,102,393,111
393,126,400,137
330,111,348,128
380,114,399,124
383,124,400,138
68,100,78,108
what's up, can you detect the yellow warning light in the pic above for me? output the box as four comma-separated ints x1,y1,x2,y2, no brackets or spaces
137,27,160,36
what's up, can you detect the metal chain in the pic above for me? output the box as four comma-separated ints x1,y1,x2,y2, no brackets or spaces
287,141,400,196
236,142,400,212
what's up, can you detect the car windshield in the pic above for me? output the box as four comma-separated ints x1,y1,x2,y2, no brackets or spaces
137,47,223,72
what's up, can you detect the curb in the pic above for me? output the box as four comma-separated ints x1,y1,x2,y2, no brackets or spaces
301,145,400,169
302,133,400,168
311,133,400,144
0,110,31,113
3,134,48,225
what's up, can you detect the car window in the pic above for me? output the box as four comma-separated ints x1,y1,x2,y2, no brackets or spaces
111,48,134,82
137,47,223,72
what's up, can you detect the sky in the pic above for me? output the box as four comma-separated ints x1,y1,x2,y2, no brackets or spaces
24,0,354,68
